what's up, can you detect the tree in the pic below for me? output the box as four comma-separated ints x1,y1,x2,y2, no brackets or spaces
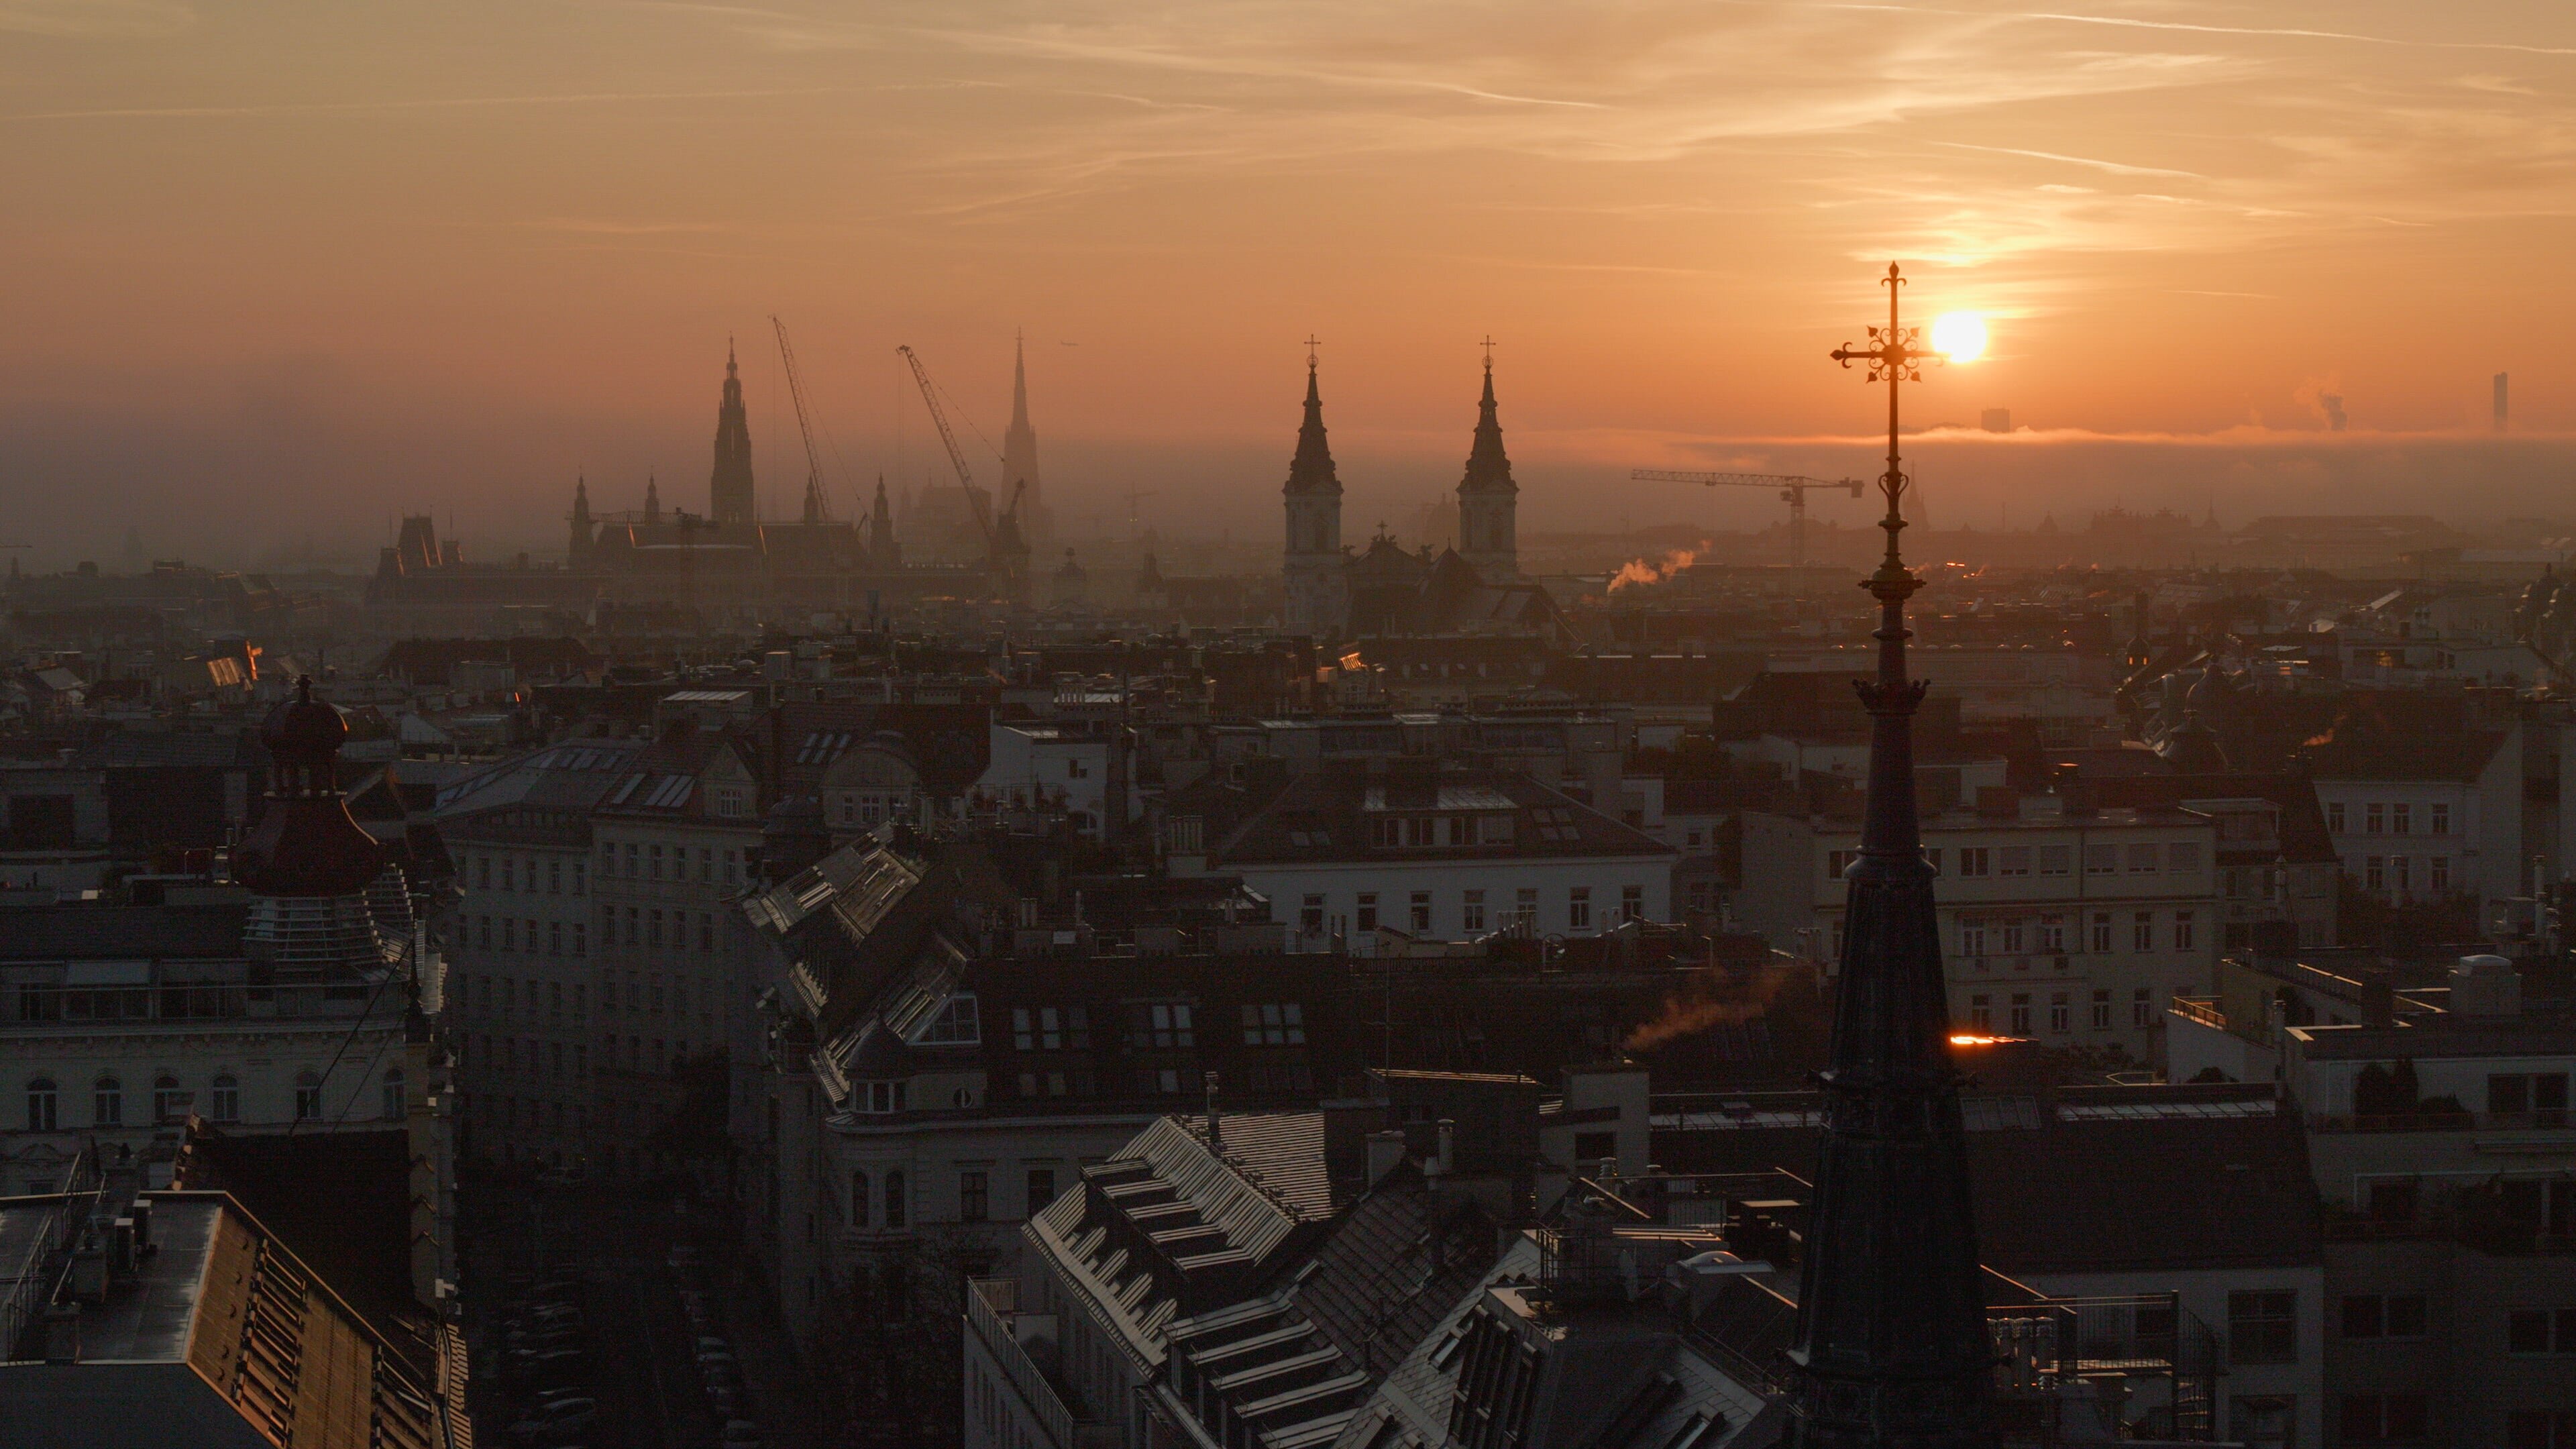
808,1225,983,1449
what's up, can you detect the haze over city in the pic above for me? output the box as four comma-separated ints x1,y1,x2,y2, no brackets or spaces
6,0,2575,566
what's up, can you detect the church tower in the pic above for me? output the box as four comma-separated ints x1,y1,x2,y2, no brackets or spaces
568,476,594,567
644,474,661,523
1457,350,1518,581
869,476,902,568
1001,331,1045,544
1281,347,1348,635
709,343,755,526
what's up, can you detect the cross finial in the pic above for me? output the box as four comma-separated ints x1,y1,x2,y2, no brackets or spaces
1303,334,1320,368
1481,335,1495,370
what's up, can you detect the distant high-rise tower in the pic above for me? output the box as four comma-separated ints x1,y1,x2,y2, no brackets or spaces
569,476,594,566
645,475,661,523
710,343,755,525
1002,331,1044,543
1282,348,1348,634
2496,372,2510,433
1457,350,1519,582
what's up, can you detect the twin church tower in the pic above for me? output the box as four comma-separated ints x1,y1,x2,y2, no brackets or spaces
1282,348,1519,634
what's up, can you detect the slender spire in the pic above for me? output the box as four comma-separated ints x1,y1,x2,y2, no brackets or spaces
1010,327,1030,430
1002,327,1042,533
1789,264,1992,1448
1286,342,1340,497
710,342,755,525
1459,347,1515,498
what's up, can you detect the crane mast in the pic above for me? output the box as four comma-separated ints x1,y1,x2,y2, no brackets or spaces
771,317,835,523
1629,468,1865,568
896,345,998,552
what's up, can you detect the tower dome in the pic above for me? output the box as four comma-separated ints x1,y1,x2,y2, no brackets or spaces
234,677,385,899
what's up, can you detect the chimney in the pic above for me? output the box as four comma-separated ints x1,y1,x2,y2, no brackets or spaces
1435,1118,1455,1176
1203,1071,1223,1150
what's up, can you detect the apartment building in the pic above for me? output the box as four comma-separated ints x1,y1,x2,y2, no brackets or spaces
1736,798,2220,1062
2308,724,2520,910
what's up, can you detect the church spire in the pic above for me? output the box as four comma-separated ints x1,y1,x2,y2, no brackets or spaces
1285,345,1340,497
1788,266,1992,1448
1456,341,1517,580
1001,328,1043,543
709,340,755,526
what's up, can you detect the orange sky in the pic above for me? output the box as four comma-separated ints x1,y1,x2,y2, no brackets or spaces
3,1,2574,564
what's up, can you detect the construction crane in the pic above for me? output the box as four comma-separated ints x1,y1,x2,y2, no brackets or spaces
896,344,997,553
1628,469,1864,568
771,316,833,523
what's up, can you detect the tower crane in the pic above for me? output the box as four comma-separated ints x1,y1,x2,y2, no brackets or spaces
1628,469,1864,568
896,345,997,553
771,316,833,523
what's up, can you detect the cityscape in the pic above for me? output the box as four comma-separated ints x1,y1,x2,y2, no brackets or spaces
6,5,2576,1449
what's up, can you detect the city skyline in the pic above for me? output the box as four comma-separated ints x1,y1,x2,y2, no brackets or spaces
5,1,2576,563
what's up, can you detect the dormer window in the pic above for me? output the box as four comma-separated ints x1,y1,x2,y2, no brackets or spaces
914,994,981,1046
855,1080,907,1114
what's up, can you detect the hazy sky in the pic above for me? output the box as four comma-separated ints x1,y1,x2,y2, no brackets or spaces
4,0,2573,566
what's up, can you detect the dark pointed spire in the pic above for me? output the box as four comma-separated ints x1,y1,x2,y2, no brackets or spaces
1787,266,1993,1448
1285,346,1340,497
1459,350,1515,498
645,474,661,520
710,341,755,525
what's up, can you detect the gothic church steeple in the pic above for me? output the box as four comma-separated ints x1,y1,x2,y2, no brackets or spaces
1281,344,1347,634
1457,345,1518,582
710,341,755,526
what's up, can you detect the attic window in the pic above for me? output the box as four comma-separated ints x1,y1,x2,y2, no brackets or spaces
915,994,981,1046
855,1080,907,1114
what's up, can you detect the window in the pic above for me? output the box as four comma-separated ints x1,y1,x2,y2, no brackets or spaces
2092,990,2112,1031
2174,910,2197,953
93,1077,121,1127
1026,1168,1057,1213
382,1069,405,1120
1356,893,1379,932
2227,1397,2296,1449
2365,855,2385,892
849,1170,870,1228
2490,1073,2530,1116
2339,1395,2426,1444
884,1171,906,1229
2328,802,2347,833
2342,1293,2427,1339
2133,912,2155,951
1969,995,1991,1030
1129,1002,1194,1048
1411,892,1432,932
1010,1005,1081,1046
1300,894,1325,933
855,1080,907,1114
1621,885,1644,922
1512,888,1539,931
2039,917,2066,953
2091,913,2112,953
2365,802,2385,835
2229,1290,2298,1364
2002,920,2027,954
2009,994,2031,1034
1568,888,1591,930
2127,843,2158,874
2431,857,2451,893
2084,845,2116,876
2167,842,2201,873
1242,1004,1306,1046
294,1071,323,1121
1956,847,1990,877
2391,803,2411,835
917,996,981,1046
476,856,491,890
2049,993,2070,1034
2038,844,2071,876
25,1077,56,1132
1827,849,1856,879
2430,803,2450,836
2393,855,2411,895
1960,922,1986,957
1998,845,2031,877
1462,890,1486,932
209,1074,239,1124
959,1170,989,1223
2134,988,2153,1029
154,1075,185,1123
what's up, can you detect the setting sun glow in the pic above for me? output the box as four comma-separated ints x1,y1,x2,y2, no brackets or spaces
1930,313,1988,363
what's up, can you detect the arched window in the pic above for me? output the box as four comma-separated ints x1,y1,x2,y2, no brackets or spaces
883,1170,906,1230
93,1077,122,1128
850,1169,870,1229
209,1075,240,1124
154,1075,185,1124
25,1079,57,1132
381,1069,406,1121
294,1071,323,1122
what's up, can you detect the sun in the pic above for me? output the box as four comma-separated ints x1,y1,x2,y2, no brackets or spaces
1929,312,1988,362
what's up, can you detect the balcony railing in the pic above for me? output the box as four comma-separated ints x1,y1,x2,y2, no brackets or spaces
1,1146,99,1361
2165,997,2229,1033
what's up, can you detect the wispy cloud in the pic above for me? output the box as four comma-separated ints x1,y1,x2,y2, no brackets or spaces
0,85,844,123
1931,141,2203,179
